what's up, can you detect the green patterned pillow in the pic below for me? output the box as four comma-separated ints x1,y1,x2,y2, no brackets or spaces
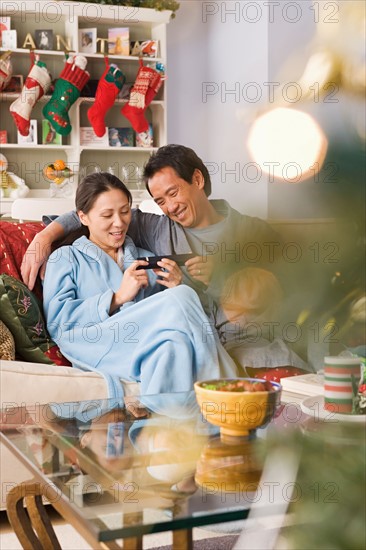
0,274,71,366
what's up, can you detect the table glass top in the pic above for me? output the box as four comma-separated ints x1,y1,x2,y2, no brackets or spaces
0,391,300,541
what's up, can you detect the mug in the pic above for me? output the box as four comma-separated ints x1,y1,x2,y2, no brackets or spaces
324,356,362,413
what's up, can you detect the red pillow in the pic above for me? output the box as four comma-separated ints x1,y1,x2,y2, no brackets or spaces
246,366,307,383
0,221,44,298
0,222,71,367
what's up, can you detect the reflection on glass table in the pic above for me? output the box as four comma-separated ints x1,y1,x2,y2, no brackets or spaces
4,391,362,549
0,392,272,548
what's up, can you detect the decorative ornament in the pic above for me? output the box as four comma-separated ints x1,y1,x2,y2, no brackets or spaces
0,154,30,199
42,159,76,198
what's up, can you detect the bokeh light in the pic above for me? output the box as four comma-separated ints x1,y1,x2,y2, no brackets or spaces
248,108,328,182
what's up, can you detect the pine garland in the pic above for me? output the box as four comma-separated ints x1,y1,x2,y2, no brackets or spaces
77,0,180,18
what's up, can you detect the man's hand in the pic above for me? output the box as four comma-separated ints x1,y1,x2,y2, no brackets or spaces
154,258,182,288
21,222,65,290
185,255,215,286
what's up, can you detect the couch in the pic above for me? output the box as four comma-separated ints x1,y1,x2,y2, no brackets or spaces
0,215,351,509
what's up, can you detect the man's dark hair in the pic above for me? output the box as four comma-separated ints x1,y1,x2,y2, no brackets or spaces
143,144,211,197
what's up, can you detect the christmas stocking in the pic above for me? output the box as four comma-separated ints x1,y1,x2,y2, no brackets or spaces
121,60,163,133
43,55,90,135
87,60,125,137
10,60,51,136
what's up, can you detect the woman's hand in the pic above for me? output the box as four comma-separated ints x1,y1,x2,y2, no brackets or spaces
185,256,214,286
111,260,149,312
154,258,182,288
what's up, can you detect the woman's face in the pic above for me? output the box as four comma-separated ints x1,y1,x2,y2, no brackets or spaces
78,188,132,253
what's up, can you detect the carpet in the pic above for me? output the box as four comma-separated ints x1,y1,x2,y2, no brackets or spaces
148,534,239,550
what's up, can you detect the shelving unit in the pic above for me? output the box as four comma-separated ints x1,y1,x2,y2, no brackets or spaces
0,0,171,217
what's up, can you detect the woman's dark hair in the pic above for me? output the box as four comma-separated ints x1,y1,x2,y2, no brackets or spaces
75,172,132,213
52,172,132,250
143,144,212,197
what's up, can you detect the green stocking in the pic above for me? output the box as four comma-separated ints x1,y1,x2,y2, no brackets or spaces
43,58,90,135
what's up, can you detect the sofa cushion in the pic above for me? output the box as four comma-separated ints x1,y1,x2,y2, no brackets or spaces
0,274,71,366
0,220,44,300
0,360,140,428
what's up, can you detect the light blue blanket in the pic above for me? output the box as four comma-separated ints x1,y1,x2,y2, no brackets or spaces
43,236,237,403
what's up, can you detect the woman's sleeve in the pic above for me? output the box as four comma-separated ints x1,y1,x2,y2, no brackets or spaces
43,250,115,339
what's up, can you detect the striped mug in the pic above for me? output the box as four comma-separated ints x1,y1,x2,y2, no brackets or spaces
324,356,362,414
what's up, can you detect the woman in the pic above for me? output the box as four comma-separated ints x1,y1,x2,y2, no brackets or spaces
43,173,236,403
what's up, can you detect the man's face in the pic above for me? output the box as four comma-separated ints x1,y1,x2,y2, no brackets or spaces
148,166,208,229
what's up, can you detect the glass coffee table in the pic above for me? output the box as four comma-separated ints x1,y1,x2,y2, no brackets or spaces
1,391,288,550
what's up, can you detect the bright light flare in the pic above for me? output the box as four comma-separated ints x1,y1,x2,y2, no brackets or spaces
248,108,328,182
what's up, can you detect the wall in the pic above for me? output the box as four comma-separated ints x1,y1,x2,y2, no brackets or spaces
166,0,315,218
166,1,364,221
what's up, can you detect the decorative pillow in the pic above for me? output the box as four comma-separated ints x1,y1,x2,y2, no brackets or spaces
0,320,15,360
0,274,71,366
0,220,44,300
246,366,307,383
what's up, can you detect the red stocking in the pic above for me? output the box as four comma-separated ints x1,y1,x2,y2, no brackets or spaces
121,60,162,133
87,59,125,137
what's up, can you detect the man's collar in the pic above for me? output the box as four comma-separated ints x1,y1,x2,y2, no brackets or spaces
209,199,232,217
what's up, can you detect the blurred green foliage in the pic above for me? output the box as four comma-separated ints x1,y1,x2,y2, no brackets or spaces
77,0,180,18
264,422,366,549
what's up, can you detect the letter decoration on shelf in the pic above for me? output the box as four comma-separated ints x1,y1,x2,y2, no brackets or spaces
96,38,110,55
55,35,72,52
22,33,37,50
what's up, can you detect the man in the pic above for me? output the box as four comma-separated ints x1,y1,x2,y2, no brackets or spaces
21,144,307,370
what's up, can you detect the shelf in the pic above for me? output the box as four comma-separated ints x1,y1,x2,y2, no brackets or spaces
78,97,165,107
0,48,66,58
0,94,165,107
0,94,54,102
0,48,163,64
1,189,51,202
0,0,168,190
79,53,164,63
80,146,158,152
0,93,21,101
0,144,74,150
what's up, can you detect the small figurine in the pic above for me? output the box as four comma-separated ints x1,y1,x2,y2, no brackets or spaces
0,153,29,199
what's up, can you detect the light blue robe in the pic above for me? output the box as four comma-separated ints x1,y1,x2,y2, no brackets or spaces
43,236,237,403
